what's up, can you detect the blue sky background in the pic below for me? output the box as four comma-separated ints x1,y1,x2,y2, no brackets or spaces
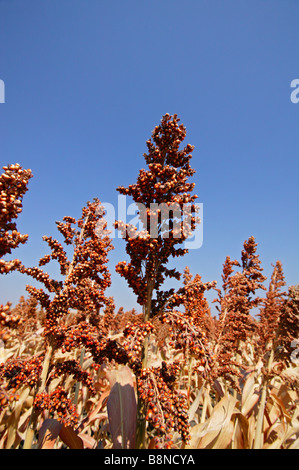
1,0,298,315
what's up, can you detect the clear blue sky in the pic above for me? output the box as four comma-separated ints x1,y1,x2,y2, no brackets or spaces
1,0,298,314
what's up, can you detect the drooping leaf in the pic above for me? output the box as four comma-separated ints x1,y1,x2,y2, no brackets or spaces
187,393,237,449
77,431,97,449
5,386,31,449
37,419,84,449
59,425,84,449
37,419,62,449
188,386,204,423
232,412,250,449
106,366,137,449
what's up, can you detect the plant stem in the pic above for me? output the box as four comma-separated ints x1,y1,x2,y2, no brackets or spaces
23,342,53,449
74,347,85,408
136,280,154,449
233,340,242,399
187,356,192,408
200,383,211,423
253,346,274,449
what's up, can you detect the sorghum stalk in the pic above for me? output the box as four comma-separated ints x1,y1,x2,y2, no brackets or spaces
253,344,274,449
23,342,53,449
136,280,154,449
200,382,211,423
23,213,92,449
74,347,85,407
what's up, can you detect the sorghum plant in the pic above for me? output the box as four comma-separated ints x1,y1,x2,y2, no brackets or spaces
0,163,32,266
0,164,32,342
9,295,43,339
20,198,113,332
0,302,23,343
257,260,287,363
1,130,298,449
253,267,299,448
115,113,209,447
115,113,199,327
180,266,216,340
275,284,299,365
212,237,267,391
0,198,116,447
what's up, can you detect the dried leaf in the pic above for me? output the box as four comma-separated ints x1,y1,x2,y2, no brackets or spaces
5,386,31,449
232,412,249,449
201,420,234,449
288,436,299,449
37,419,62,449
59,425,84,449
241,372,259,416
242,372,256,405
188,386,204,423
213,379,225,398
187,394,237,449
106,366,137,449
78,431,97,449
282,425,299,446
242,393,260,417
263,437,283,449
78,389,110,433
269,391,292,422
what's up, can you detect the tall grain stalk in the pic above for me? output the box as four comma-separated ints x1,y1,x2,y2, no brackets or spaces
115,114,199,448
253,262,288,448
23,342,53,449
22,216,91,449
200,382,210,423
253,345,274,449
136,282,154,449
20,203,112,448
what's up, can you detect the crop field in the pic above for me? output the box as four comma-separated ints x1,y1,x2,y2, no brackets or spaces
0,115,298,450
